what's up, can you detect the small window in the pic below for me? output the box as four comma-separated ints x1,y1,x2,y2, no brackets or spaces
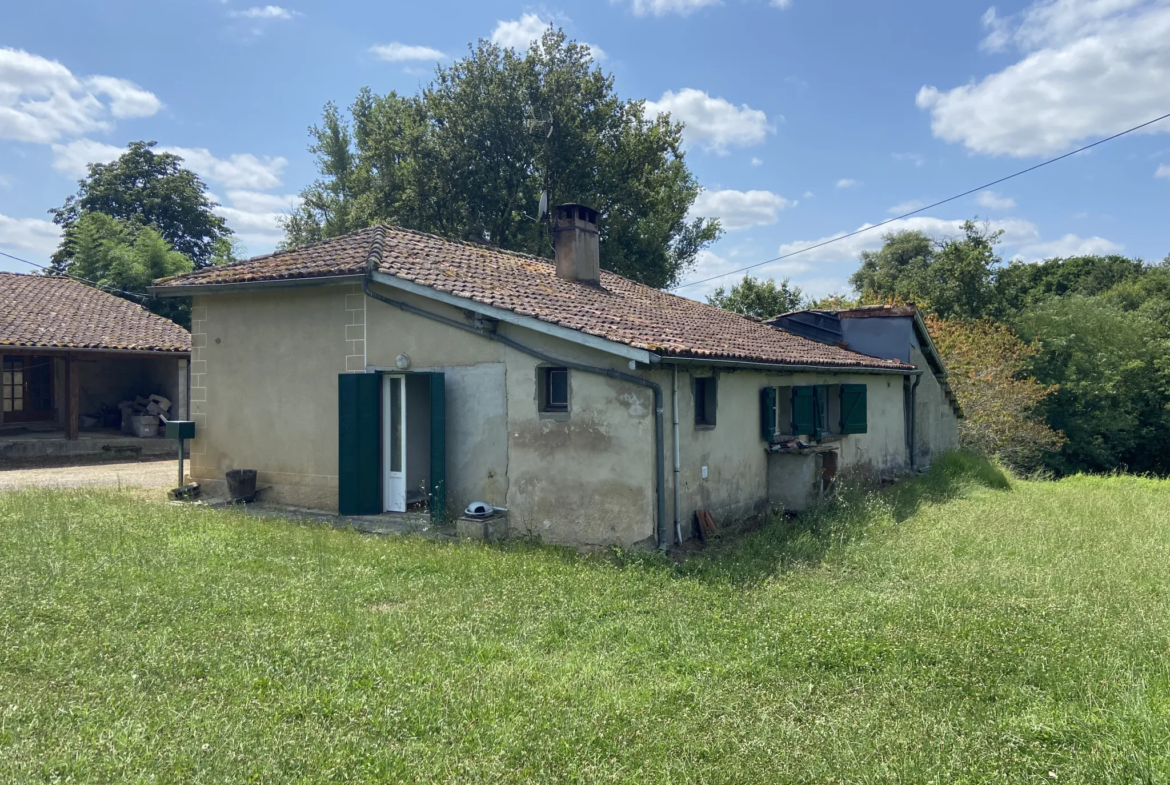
541,367,569,413
694,376,717,428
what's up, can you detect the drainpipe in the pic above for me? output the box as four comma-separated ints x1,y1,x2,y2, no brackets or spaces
672,365,682,544
909,374,922,469
361,274,670,550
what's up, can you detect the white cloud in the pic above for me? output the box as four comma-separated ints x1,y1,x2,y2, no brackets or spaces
751,157,763,166
50,139,288,190
50,138,123,176
771,0,793,7
616,0,720,15
0,213,61,260
686,247,811,299
1012,233,1123,260
690,189,793,230
211,190,302,251
775,216,1043,264
1157,163,1170,180
370,42,445,62
491,13,548,48
887,199,926,214
644,88,771,153
770,214,1120,267
231,5,297,19
83,75,162,119
0,47,161,144
802,190,814,198
214,190,300,232
976,190,1017,209
836,178,860,189
161,147,287,190
490,13,605,60
917,0,1170,157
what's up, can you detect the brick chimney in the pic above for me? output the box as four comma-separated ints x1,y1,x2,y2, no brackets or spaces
553,203,600,286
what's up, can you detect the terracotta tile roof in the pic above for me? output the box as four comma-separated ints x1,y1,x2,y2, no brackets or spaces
156,225,911,370
0,273,190,353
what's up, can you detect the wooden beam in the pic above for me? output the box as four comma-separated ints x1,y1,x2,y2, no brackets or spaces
0,346,189,360
65,354,79,440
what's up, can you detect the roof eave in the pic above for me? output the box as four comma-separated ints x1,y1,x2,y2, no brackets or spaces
660,356,918,375
148,273,367,297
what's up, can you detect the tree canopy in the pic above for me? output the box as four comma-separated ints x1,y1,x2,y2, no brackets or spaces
67,212,194,327
849,221,1002,320
853,225,1170,477
283,29,720,289
50,141,231,272
706,275,806,319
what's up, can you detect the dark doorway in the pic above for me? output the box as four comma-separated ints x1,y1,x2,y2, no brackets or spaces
2,355,54,423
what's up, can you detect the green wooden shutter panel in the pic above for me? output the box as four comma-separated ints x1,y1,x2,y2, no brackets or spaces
338,373,382,516
840,383,868,434
760,386,777,441
427,372,447,523
792,386,816,435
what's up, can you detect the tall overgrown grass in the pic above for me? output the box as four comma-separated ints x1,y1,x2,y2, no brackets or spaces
2,453,1168,783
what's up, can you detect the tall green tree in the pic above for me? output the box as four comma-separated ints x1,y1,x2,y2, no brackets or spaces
1016,295,1170,475
849,221,1002,320
707,275,805,318
50,141,231,272
283,30,720,289
68,212,194,327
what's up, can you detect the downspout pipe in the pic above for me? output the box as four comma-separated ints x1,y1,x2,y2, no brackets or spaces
362,274,670,550
909,374,922,469
672,365,682,545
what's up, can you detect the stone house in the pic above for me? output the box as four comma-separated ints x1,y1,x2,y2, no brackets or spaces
152,206,959,548
1,272,190,461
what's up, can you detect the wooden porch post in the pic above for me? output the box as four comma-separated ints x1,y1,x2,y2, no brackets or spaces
65,353,79,440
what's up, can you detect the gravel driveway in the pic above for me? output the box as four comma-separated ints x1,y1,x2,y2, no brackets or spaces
0,459,177,492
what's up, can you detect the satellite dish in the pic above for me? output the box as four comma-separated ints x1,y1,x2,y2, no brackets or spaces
537,191,549,220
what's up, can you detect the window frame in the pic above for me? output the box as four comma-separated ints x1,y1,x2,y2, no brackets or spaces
538,365,571,417
693,375,717,430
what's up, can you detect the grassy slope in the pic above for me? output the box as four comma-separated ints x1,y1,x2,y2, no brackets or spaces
1,455,1169,784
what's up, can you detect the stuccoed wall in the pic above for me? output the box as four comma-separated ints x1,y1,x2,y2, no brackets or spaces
189,282,510,512
500,326,655,548
663,367,910,539
187,279,921,548
910,345,960,468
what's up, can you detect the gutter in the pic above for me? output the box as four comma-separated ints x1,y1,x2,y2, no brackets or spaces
147,274,366,297
661,356,921,377
360,274,671,551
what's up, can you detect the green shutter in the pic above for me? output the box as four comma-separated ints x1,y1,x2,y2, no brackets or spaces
427,372,447,523
840,383,868,435
792,386,816,435
338,373,382,516
760,386,777,442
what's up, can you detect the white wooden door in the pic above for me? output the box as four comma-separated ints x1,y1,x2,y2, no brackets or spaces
382,374,406,512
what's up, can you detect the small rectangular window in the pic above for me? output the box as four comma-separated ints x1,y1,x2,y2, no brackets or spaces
694,376,717,428
542,367,569,413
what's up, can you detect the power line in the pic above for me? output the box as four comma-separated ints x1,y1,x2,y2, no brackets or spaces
672,110,1170,291
0,248,150,302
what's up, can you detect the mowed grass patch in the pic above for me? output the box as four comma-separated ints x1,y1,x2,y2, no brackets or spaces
2,455,1169,783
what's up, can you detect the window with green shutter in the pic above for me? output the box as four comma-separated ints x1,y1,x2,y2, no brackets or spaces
792,386,817,436
840,383,868,434
760,386,777,441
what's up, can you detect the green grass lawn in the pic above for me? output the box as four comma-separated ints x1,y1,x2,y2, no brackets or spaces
2,455,1169,784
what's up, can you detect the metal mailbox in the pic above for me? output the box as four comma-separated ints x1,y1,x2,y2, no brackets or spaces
165,420,196,440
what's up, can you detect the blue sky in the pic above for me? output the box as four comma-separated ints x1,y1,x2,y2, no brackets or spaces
2,0,1169,301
